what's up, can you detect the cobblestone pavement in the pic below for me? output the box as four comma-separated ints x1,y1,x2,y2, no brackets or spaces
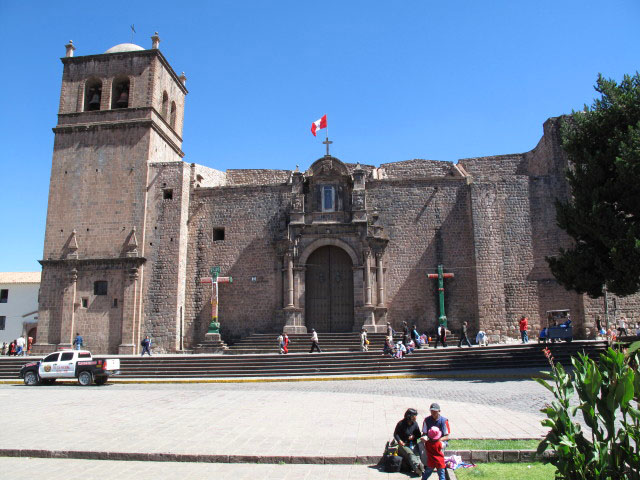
0,376,552,461
1,458,406,480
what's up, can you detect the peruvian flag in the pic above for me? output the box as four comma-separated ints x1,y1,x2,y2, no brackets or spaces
311,114,327,137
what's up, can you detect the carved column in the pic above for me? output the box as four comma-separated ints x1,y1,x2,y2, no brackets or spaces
360,249,377,332
364,249,372,306
286,253,295,308
58,268,78,348
376,253,385,306
119,267,139,354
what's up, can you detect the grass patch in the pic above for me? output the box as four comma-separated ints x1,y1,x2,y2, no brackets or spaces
448,439,540,451
454,462,555,479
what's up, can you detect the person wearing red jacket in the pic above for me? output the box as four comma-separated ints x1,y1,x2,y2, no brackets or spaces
519,316,529,344
422,426,445,480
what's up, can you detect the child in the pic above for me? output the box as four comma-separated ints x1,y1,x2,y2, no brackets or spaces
422,426,445,480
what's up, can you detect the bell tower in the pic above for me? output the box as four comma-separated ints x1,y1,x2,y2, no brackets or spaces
36,34,190,354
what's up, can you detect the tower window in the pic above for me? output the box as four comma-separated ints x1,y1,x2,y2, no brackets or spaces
322,185,335,212
111,76,130,109
161,91,169,119
0,289,7,303
84,78,102,111
81,298,88,308
93,281,108,296
213,228,225,241
0,316,5,330
170,101,177,129
163,188,173,200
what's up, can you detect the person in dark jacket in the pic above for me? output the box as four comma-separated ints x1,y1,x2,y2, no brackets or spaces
393,408,424,475
141,336,152,356
458,321,472,347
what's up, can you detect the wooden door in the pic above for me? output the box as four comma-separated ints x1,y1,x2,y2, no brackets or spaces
305,246,354,332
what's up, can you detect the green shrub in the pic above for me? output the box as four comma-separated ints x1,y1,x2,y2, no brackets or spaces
536,342,640,479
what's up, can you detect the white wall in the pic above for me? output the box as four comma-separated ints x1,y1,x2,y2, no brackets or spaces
0,283,39,344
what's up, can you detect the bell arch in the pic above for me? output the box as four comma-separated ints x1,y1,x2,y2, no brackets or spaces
84,78,102,111
111,76,130,109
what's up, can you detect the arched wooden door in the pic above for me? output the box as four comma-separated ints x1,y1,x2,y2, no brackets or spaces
305,246,354,333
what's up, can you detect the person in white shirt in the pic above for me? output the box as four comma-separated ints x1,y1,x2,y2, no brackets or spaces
309,329,322,353
16,336,26,356
618,316,628,336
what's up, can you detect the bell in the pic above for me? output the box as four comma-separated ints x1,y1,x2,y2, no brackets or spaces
88,93,100,110
115,90,129,108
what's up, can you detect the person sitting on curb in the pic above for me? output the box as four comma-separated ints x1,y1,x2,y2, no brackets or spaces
422,426,446,480
393,408,425,475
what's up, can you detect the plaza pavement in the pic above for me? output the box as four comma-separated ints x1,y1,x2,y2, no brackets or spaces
0,376,551,463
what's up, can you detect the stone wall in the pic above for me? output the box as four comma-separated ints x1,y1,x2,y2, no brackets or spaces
183,184,291,346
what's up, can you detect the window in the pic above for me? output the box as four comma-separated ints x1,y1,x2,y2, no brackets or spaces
43,353,59,363
78,352,91,359
111,76,130,109
113,298,118,308
213,228,225,241
60,352,74,361
0,289,7,303
81,298,88,308
84,78,102,111
0,316,5,330
163,188,173,200
161,91,169,119
170,101,176,129
322,185,335,212
94,281,108,296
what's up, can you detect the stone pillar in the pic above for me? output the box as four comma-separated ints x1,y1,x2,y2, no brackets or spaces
376,253,385,306
364,250,372,306
58,268,78,349
119,267,139,354
283,255,306,334
286,253,295,308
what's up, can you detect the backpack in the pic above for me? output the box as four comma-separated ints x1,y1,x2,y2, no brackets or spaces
384,454,402,472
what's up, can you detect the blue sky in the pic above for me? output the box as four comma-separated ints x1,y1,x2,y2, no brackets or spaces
0,0,638,272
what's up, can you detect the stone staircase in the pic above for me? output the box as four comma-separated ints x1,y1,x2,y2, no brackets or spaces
0,341,607,380
226,332,460,354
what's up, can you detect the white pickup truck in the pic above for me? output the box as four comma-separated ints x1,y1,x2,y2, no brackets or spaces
19,350,120,386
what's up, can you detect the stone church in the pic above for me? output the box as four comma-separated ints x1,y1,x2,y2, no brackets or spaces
34,35,640,354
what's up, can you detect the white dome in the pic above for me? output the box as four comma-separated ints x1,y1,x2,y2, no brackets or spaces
104,43,145,54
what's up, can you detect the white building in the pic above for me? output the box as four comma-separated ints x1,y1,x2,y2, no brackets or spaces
0,272,40,345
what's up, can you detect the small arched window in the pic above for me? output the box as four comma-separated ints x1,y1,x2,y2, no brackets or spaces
161,91,169,119
84,78,102,111
170,101,176,129
111,76,130,109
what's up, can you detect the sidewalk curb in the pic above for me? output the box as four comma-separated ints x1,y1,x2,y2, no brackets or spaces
0,370,548,385
0,449,541,465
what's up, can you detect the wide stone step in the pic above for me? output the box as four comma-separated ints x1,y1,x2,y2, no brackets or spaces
0,341,606,379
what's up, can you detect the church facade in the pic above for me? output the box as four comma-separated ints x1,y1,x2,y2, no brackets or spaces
34,36,640,354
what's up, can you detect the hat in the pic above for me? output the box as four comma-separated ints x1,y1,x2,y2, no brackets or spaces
427,426,442,440
429,403,441,411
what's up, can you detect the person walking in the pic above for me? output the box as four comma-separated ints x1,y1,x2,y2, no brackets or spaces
434,324,447,348
1,342,6,356
618,316,628,336
73,332,83,350
141,335,152,356
402,321,411,346
458,321,472,347
277,334,284,354
422,403,450,450
386,322,393,339
283,333,290,354
519,316,529,343
9,341,16,356
360,328,369,352
309,329,322,353
15,335,26,356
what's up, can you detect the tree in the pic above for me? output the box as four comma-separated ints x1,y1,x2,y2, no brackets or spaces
548,73,640,297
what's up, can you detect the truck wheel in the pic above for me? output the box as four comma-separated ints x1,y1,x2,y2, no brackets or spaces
24,371,40,386
78,371,93,386
94,376,108,386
